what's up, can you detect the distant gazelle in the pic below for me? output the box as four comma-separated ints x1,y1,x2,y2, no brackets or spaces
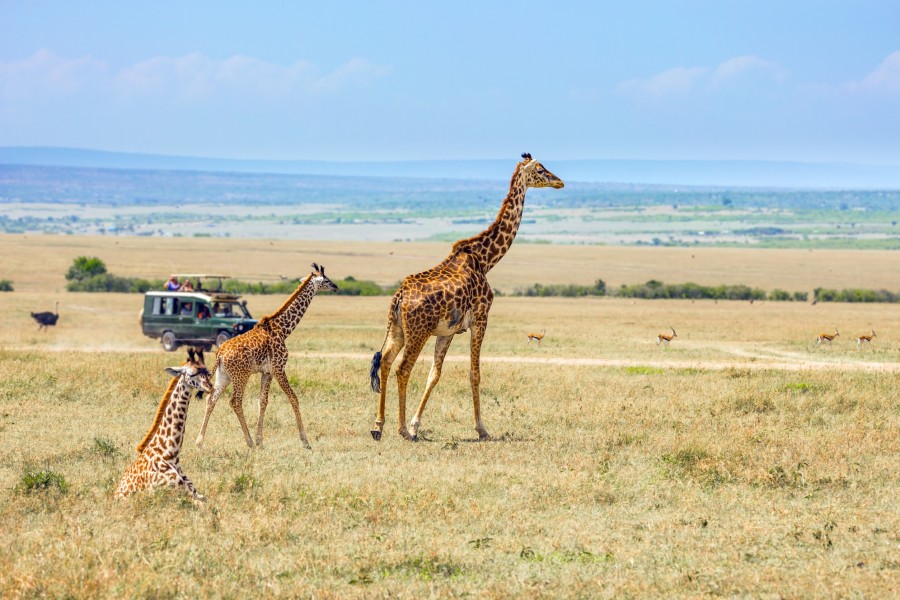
817,329,840,346
857,329,876,347
657,327,677,346
527,330,545,346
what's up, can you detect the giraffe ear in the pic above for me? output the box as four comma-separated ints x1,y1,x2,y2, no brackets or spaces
165,367,183,377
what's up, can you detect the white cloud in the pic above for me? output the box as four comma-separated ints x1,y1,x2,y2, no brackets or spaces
843,50,900,94
113,53,389,101
0,49,108,99
0,50,389,103
711,55,786,84
617,66,709,98
616,55,785,100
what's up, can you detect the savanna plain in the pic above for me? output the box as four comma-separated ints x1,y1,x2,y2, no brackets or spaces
1,234,898,597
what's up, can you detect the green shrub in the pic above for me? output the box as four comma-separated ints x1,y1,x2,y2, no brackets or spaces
18,468,69,495
0,279,13,292
65,256,107,281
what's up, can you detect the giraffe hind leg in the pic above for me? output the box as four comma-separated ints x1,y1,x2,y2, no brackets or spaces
227,373,255,448
409,334,454,440
196,366,231,447
372,332,404,441
394,335,429,440
255,373,273,447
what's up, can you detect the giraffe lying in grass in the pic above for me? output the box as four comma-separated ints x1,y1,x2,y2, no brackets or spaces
195,264,338,450
116,347,212,502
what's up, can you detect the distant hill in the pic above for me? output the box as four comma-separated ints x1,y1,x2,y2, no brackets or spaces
2,146,899,188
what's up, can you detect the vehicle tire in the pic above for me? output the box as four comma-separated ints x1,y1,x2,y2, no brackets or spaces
215,331,231,348
161,331,178,352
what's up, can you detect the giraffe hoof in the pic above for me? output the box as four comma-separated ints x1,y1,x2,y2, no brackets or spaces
370,430,382,441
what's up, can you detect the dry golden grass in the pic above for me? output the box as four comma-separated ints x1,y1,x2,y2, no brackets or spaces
3,232,899,293
1,234,898,597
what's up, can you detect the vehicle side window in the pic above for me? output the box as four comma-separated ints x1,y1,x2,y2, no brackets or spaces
164,297,176,316
152,297,162,315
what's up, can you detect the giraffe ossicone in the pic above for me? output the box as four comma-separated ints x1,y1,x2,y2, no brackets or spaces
115,347,212,502
195,263,338,450
369,153,564,441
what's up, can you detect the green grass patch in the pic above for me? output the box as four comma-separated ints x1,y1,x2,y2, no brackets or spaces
17,468,69,495
624,366,665,375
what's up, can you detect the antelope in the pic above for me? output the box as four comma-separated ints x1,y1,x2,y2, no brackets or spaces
657,327,677,346
857,329,876,347
816,329,840,346
527,330,545,346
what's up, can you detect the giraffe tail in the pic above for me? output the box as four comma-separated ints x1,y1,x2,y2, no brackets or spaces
369,351,383,393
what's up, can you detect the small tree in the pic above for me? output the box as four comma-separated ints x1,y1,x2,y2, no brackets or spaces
0,279,13,292
66,256,107,281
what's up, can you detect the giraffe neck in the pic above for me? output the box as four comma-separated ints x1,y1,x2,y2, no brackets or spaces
452,163,528,273
268,274,316,337
141,376,192,461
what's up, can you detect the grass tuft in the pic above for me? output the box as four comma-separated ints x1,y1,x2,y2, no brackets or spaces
18,468,69,495
230,473,259,495
92,436,119,456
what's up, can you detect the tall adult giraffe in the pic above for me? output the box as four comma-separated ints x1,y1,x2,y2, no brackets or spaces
369,153,564,441
195,264,338,449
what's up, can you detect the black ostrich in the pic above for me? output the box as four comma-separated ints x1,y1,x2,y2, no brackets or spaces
31,301,60,331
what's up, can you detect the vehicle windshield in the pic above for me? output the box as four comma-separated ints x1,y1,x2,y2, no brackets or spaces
210,301,251,319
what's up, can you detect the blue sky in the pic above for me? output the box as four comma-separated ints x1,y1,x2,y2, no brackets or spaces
1,1,899,163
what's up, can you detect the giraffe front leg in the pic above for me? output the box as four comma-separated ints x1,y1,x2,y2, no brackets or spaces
470,322,490,441
395,336,428,440
409,335,454,441
161,463,205,503
256,373,273,448
274,370,311,449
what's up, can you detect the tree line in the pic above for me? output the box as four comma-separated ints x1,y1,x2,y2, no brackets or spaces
53,256,900,304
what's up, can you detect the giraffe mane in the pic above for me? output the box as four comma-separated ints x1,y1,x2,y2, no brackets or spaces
136,374,180,453
450,160,527,256
266,272,314,322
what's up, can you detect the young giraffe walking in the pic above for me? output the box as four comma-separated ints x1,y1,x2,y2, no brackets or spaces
369,153,564,441
195,264,338,449
116,348,212,501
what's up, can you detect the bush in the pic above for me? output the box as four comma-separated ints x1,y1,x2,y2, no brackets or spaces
66,274,164,293
513,279,606,298
0,279,13,292
813,287,899,303
616,280,766,301
18,468,69,495
769,289,793,301
66,256,107,281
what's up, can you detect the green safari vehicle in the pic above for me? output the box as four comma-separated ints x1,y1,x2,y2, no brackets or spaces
140,274,258,352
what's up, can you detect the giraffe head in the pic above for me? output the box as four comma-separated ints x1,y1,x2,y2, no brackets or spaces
164,347,213,395
310,263,339,294
520,153,564,189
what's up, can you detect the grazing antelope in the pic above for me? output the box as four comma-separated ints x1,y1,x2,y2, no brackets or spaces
857,329,876,347
816,329,840,346
657,327,677,346
527,330,545,346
